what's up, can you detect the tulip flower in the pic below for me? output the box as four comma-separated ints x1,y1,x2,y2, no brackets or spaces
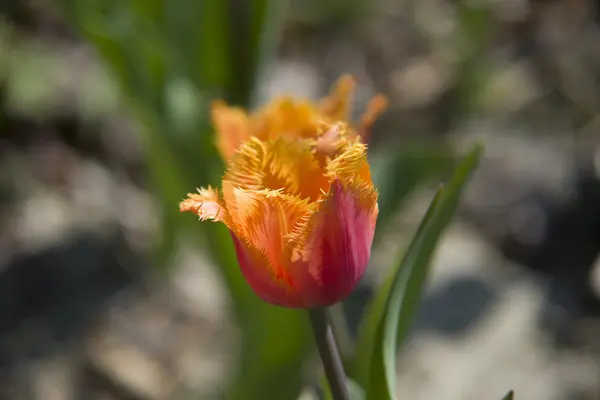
179,76,386,309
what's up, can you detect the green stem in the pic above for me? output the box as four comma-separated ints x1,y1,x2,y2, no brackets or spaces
308,308,350,400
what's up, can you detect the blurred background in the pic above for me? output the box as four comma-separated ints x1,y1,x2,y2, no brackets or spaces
1,0,600,399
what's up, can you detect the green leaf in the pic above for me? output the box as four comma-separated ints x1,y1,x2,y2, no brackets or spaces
501,390,515,400
356,143,483,399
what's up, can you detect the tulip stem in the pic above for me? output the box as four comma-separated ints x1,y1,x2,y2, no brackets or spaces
308,308,350,400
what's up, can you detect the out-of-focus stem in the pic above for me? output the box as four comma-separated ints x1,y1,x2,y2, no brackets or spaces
329,303,353,360
308,308,350,400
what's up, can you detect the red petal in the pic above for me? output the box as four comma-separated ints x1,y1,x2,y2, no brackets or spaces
231,233,302,308
288,179,377,307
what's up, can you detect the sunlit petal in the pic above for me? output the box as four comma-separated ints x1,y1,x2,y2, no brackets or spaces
224,137,329,201
211,101,252,161
222,182,316,283
179,186,227,223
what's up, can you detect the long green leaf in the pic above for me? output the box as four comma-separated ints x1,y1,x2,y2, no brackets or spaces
359,144,482,399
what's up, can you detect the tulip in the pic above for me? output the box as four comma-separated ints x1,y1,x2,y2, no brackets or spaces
180,76,386,308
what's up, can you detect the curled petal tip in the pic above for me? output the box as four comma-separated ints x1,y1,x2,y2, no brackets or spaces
211,102,252,162
359,94,388,142
179,187,225,222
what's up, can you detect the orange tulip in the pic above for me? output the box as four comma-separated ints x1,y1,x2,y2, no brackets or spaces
180,76,386,308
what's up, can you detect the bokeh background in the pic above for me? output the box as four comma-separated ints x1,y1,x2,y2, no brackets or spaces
1,0,600,399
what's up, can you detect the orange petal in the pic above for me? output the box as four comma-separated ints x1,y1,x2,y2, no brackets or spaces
223,137,267,191
319,75,356,122
358,94,388,142
326,137,373,193
253,97,321,141
224,136,329,201
211,100,252,161
265,138,330,201
221,183,315,282
179,186,228,223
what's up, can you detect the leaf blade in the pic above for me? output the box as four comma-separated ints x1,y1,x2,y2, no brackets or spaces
362,143,483,399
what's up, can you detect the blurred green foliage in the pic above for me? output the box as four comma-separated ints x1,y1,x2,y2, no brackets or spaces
57,1,316,399
287,0,372,27
454,1,493,119
0,22,119,120
369,141,455,241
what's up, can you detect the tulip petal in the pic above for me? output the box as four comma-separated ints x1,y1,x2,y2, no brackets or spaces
212,101,252,161
266,138,330,201
319,75,356,122
358,94,388,142
231,233,302,307
179,186,227,223
222,181,316,284
222,137,267,191
287,179,378,307
313,122,351,164
284,137,378,307
253,97,321,141
326,138,373,195
224,137,329,201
